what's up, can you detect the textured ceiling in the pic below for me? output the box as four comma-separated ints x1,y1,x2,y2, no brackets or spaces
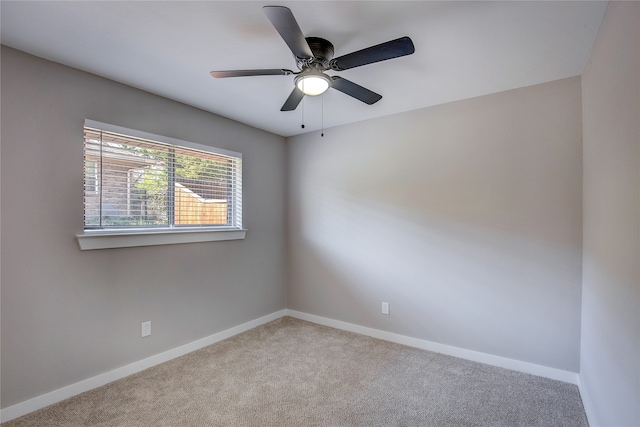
1,1,607,137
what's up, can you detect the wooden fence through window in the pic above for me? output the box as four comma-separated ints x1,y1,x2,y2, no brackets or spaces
174,183,227,225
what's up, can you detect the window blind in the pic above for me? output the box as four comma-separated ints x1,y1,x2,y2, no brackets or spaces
83,125,242,230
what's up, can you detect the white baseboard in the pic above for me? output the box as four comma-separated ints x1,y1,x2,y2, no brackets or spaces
285,309,579,385
577,375,599,427
0,310,287,423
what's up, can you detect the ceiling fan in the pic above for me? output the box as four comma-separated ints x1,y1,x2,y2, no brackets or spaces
210,5,415,111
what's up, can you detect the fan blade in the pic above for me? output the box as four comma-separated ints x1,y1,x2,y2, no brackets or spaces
331,36,415,71
263,6,313,59
210,69,293,78
281,88,305,111
331,76,382,105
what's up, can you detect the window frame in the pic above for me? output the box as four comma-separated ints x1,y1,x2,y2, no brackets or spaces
76,120,246,250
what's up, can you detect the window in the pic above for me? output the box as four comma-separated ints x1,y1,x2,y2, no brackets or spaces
84,160,98,194
77,120,245,250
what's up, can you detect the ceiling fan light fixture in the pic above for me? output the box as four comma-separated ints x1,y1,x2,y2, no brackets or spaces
211,6,415,111
295,72,331,96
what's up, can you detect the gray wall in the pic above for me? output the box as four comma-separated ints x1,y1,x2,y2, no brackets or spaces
580,2,640,426
287,77,584,372
1,46,287,408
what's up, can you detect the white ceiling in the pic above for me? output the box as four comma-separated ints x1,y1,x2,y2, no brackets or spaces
1,1,607,137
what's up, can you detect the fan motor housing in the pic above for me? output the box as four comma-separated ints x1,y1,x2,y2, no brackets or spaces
300,37,334,69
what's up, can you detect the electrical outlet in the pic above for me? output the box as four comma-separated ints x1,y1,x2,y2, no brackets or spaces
141,321,151,337
381,302,390,315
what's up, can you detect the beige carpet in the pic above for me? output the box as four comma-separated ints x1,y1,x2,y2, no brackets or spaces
3,317,588,426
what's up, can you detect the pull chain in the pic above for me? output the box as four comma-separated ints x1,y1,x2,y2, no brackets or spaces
321,94,324,137
301,94,305,129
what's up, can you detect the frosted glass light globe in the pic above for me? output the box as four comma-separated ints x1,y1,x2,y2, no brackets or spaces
296,75,330,96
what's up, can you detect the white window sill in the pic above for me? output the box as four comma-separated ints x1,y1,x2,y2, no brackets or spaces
76,228,247,250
